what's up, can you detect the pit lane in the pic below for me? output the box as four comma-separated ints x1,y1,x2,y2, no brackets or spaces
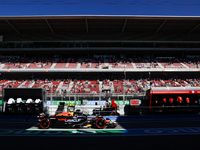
1,116,200,150
1,116,200,132
0,119,200,139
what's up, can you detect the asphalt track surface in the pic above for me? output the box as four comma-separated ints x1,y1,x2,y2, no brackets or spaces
1,116,200,150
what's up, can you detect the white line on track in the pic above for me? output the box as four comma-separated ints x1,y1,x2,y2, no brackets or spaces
26,128,127,131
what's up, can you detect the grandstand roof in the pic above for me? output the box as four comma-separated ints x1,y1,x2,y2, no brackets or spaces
1,15,200,41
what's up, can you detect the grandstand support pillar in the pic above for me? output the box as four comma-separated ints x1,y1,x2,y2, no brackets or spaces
51,85,53,103
124,65,126,80
123,84,125,104
99,85,101,104
149,72,151,80
78,94,79,105
44,83,53,105
75,85,77,105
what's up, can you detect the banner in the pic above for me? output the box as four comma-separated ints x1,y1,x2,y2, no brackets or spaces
46,100,130,105
86,101,106,105
130,99,141,106
113,100,129,105
47,100,81,105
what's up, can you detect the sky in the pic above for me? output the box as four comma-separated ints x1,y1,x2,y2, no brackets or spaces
0,0,199,16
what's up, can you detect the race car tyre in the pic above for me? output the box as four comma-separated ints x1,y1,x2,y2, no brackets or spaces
40,118,50,129
95,118,106,129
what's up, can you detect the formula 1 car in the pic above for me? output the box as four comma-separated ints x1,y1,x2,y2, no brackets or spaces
38,112,117,129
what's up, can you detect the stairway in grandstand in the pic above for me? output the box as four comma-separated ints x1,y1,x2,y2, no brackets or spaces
49,58,59,69
50,63,57,69
104,59,109,69
76,60,81,69
110,81,115,93
129,58,137,68
0,64,4,69
23,63,31,69
157,62,164,69
67,81,74,93
55,81,64,93
180,62,189,69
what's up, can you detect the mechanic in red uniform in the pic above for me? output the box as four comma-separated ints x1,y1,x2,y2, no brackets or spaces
160,98,167,110
176,96,183,111
186,97,190,106
162,98,166,106
177,96,183,104
169,98,174,103
169,98,174,107
168,98,175,113
154,100,160,111
186,97,190,103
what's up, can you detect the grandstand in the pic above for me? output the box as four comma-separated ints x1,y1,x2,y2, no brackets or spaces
0,15,200,108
